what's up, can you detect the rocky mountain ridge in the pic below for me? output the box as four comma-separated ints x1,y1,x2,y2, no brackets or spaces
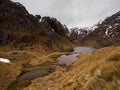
69,11,120,48
0,0,73,51
82,11,120,48
69,27,92,42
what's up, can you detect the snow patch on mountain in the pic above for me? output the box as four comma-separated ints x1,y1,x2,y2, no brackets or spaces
0,58,11,63
114,23,119,26
105,29,109,36
105,25,113,37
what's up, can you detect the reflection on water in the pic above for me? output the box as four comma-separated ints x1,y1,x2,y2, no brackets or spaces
17,69,49,81
58,47,95,65
74,47,95,53
58,54,78,65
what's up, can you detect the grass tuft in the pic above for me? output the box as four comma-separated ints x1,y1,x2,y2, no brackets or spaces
108,54,120,61
103,81,118,90
8,80,31,90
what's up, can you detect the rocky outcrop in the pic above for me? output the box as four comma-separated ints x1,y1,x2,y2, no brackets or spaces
0,0,38,30
0,0,71,48
69,27,92,42
80,11,120,48
41,16,69,36
39,16,70,47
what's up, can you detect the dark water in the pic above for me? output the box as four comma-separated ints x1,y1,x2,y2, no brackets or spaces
17,69,49,81
58,47,95,65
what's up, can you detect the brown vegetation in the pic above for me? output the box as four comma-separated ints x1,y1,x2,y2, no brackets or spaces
22,46,120,90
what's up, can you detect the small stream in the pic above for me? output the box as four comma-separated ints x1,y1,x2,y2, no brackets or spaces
16,47,95,81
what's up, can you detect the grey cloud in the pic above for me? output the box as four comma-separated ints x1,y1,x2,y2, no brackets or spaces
12,0,120,28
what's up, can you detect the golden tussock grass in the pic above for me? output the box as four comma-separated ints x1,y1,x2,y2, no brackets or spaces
23,46,120,90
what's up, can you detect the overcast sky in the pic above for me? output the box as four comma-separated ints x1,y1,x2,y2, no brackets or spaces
12,0,120,28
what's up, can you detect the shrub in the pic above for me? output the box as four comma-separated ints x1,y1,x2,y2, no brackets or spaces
103,81,118,90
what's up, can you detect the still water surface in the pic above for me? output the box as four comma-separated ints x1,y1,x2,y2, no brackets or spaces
58,47,95,65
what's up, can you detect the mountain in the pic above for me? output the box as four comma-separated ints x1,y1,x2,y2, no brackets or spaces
69,27,92,42
15,11,120,89
1,0,120,90
80,11,120,48
0,0,74,90
0,0,73,52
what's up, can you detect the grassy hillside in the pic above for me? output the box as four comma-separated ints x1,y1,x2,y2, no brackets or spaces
22,46,120,90
0,50,66,90
0,34,74,90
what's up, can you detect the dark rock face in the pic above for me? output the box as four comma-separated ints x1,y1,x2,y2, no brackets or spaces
0,0,38,30
41,17,69,36
69,28,79,41
80,11,120,48
0,0,70,48
0,30,14,45
0,0,38,45
35,15,41,21
40,16,70,47
0,0,10,5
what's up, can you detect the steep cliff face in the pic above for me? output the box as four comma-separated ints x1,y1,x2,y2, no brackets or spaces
0,0,37,30
0,0,73,51
0,0,40,46
41,17,69,36
80,11,120,48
